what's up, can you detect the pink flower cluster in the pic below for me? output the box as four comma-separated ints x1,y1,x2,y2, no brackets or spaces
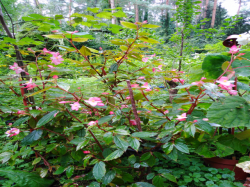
23,78,38,90
85,97,104,107
192,77,206,87
176,113,187,121
152,65,162,72
216,77,237,95
9,62,29,75
141,82,152,91
43,48,64,65
88,120,98,126
70,102,81,111
5,128,20,137
172,78,185,84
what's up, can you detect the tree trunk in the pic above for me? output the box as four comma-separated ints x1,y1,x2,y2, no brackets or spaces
134,4,139,23
201,0,209,29
110,0,116,24
237,0,242,16
211,0,217,28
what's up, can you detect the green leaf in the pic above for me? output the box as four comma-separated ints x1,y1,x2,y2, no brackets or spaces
43,35,64,39
207,96,250,128
128,155,137,165
66,166,74,178
114,129,130,135
0,169,54,187
147,173,155,180
32,157,41,165
46,143,57,153
40,168,48,178
153,176,164,187
109,63,118,73
114,136,128,151
30,110,41,118
214,142,234,157
87,7,100,13
102,170,116,185
162,173,177,183
121,21,137,29
79,45,91,56
196,120,214,135
128,137,140,151
76,139,89,151
37,111,58,127
163,142,174,154
174,139,189,154
57,82,70,91
140,152,151,161
93,161,106,182
72,38,88,42
138,37,159,44
54,166,65,175
132,182,156,187
111,39,126,45
89,182,100,187
123,172,134,182
202,55,230,79
77,129,86,137
132,132,157,138
21,130,43,146
113,10,127,17
142,24,160,28
0,152,12,163
237,82,250,91
104,149,124,161
13,116,30,127
168,148,178,161
103,132,113,145
98,115,113,125
27,86,53,97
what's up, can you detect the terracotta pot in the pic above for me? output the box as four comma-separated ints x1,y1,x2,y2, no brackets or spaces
204,157,248,180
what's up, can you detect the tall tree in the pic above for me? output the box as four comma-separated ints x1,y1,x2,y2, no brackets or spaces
237,0,242,16
69,0,72,23
110,0,116,24
211,0,217,28
134,3,139,22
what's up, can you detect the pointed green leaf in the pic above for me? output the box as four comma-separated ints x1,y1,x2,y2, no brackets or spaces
114,136,128,151
93,161,106,182
66,166,74,178
102,170,116,185
104,149,124,161
32,157,41,165
40,168,48,178
21,130,43,145
153,176,164,187
121,21,137,29
43,35,64,39
13,116,30,127
161,173,177,183
37,111,58,127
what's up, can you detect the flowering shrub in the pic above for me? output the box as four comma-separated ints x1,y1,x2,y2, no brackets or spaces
0,10,250,186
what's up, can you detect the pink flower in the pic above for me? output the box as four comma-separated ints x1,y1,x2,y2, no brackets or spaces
176,113,187,121
193,120,198,123
50,53,64,65
201,77,206,80
70,102,81,111
131,84,139,87
138,76,145,79
43,48,50,54
9,62,25,74
172,78,179,82
218,84,235,91
151,53,156,57
66,31,78,34
130,120,137,126
203,118,209,121
126,97,130,100
54,112,59,117
83,151,90,154
27,48,33,52
146,110,151,113
141,82,151,91
99,47,103,50
229,45,239,54
88,121,98,126
85,97,103,106
23,78,38,90
156,65,162,72
152,68,156,72
238,53,245,56
216,77,234,86
17,110,26,115
164,110,169,114
142,57,149,62
137,111,142,114
143,20,148,24
228,90,238,95
5,128,20,137
121,105,128,109
51,30,59,33
192,80,204,87
155,88,159,92
48,65,55,70
59,101,72,104
109,111,114,115
8,123,12,126
53,75,58,79
180,79,185,84
97,102,105,106
102,92,109,95
172,69,177,71
179,71,185,74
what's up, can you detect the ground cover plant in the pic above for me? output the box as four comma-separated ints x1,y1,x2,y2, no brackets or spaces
0,1,250,187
